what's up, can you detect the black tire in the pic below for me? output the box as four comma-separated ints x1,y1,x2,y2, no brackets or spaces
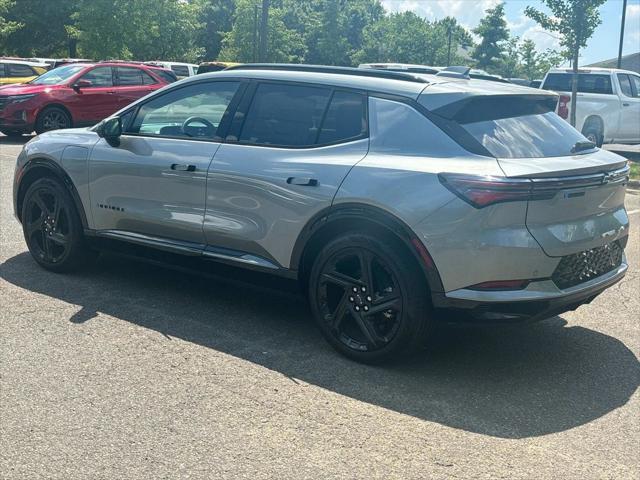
35,106,71,134
308,232,432,364
21,177,94,273
582,123,603,147
0,129,26,137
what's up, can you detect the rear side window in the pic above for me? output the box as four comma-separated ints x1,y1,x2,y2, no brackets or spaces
171,65,190,78
631,76,640,97
80,66,113,87
153,69,177,83
543,73,613,94
318,91,367,144
239,83,331,147
449,96,588,158
116,67,155,86
0,64,5,76
618,74,633,97
7,64,35,77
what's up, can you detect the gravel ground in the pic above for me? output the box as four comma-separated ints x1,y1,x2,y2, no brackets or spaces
1,136,639,479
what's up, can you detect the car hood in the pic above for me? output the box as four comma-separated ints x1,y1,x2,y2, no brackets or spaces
0,83,62,95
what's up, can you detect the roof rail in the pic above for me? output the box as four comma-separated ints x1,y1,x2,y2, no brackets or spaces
224,63,430,84
436,66,471,79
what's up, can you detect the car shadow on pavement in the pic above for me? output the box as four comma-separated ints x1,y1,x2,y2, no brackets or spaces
1,250,638,440
0,134,33,146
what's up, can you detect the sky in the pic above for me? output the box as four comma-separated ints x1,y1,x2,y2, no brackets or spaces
381,0,640,66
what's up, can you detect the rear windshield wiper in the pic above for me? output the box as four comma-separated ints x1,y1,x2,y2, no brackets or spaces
571,140,596,153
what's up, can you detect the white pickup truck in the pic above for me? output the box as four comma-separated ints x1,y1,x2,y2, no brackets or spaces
540,67,640,146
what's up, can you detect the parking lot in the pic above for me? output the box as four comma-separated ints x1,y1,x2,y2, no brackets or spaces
1,135,638,479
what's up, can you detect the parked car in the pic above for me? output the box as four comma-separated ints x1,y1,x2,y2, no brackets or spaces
359,63,511,83
540,67,640,145
0,62,174,137
196,61,240,74
506,77,533,86
0,59,48,84
13,64,629,363
529,79,543,88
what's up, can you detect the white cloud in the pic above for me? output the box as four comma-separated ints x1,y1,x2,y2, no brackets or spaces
381,0,500,31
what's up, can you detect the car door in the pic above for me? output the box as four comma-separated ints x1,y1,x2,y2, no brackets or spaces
616,73,640,142
113,66,157,110
67,66,117,124
204,81,369,268
88,80,243,247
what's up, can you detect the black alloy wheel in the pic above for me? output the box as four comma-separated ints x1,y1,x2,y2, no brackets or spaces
22,177,93,272
309,232,431,363
36,107,71,134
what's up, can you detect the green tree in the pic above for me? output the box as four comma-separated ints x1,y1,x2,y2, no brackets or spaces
518,39,563,80
0,0,20,45
352,11,433,65
500,37,521,78
525,0,606,126
218,0,305,63
472,3,509,72
433,17,474,66
195,0,236,61
74,0,203,61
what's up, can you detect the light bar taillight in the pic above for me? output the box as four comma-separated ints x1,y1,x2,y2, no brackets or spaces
558,94,570,119
438,173,547,208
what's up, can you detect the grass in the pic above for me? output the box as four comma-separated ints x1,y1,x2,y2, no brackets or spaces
630,161,639,181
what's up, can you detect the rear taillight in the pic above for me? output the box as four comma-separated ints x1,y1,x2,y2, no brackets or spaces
557,94,570,119
438,173,542,208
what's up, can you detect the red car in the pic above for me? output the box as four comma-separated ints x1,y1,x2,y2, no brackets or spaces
0,62,176,137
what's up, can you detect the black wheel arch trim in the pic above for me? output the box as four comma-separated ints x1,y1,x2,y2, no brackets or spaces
291,202,445,294
15,158,88,229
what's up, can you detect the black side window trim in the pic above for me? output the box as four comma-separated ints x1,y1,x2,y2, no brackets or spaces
226,79,370,150
117,79,247,142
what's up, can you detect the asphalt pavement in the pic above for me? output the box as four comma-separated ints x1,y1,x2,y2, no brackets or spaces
1,135,639,479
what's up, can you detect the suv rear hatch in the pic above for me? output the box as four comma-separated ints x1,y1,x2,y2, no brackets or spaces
431,93,629,258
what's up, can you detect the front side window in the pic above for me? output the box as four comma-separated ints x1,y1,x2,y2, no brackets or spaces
127,81,240,139
80,67,113,87
239,83,331,147
116,67,155,86
8,64,35,77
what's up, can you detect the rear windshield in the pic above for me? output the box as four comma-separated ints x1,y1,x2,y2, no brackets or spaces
435,95,589,158
542,73,613,94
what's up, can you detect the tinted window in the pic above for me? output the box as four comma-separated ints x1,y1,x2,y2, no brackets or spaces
8,63,35,77
318,91,367,144
80,67,113,87
543,73,613,94
240,83,331,146
116,67,154,86
171,65,190,77
630,75,640,97
618,74,633,97
152,69,177,83
128,81,239,139
0,64,5,76
462,112,588,158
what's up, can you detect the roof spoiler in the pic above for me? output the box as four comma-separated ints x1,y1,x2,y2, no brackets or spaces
436,66,471,80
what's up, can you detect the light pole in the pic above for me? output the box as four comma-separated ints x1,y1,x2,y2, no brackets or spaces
617,0,627,69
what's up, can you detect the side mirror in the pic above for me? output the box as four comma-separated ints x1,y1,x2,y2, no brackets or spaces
97,116,122,146
72,79,92,90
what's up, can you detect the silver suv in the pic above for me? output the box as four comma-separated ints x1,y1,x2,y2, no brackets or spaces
13,65,630,363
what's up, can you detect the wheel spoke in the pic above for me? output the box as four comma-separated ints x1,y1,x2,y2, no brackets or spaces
321,271,360,289
34,192,50,216
41,231,52,258
26,215,44,236
358,251,375,289
329,294,350,330
353,310,383,348
367,296,401,316
48,232,68,246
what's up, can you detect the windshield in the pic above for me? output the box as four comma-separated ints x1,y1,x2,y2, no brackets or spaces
30,64,85,85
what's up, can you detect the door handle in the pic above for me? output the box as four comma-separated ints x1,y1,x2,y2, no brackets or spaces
287,177,318,186
622,103,630,107
171,164,196,172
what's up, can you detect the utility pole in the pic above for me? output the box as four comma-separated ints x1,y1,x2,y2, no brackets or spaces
253,4,259,62
617,0,627,69
258,0,269,62
446,26,453,66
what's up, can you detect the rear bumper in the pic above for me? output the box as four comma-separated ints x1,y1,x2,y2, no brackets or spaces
433,260,627,323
